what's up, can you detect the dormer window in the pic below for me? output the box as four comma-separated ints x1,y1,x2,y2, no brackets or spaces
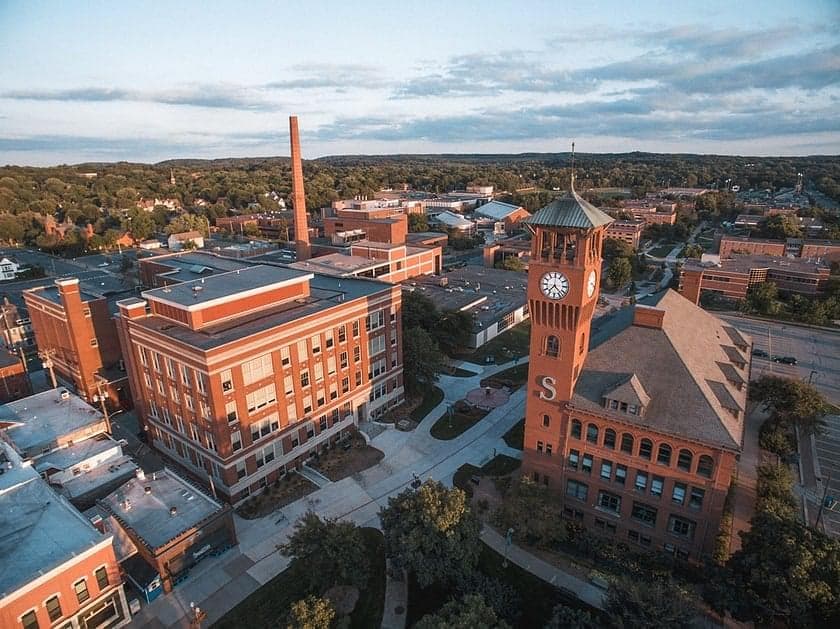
602,374,650,418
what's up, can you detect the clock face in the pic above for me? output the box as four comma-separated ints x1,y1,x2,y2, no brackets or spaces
587,270,597,298
540,271,570,300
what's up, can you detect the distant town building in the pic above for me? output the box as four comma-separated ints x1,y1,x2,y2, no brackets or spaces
0,256,23,281
605,219,645,249
428,210,475,233
0,298,35,352
0,350,30,402
290,240,441,282
719,236,840,262
323,205,409,244
167,231,205,251
612,200,677,226
472,200,531,234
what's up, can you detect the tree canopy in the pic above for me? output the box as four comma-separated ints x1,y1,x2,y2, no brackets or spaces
749,375,829,435
286,595,336,629
414,594,510,629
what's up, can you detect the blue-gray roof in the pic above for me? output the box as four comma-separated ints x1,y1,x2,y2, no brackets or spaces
525,190,614,229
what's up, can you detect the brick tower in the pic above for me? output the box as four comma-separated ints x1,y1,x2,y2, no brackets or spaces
289,115,311,261
521,174,613,479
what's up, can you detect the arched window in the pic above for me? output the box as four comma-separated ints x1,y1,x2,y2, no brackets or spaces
697,455,714,478
570,419,582,439
639,438,653,460
677,449,693,472
545,335,560,358
603,429,616,449
657,443,672,466
620,433,634,454
542,414,551,428
586,423,599,444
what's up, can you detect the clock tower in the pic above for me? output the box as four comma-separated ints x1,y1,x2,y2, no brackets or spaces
521,175,613,482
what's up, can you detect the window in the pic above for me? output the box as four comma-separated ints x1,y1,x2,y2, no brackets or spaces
668,515,696,538
166,358,176,379
581,454,593,474
639,439,653,460
90,338,98,347
586,424,599,444
352,320,360,337
570,419,582,439
697,455,714,479
338,325,347,343
367,310,385,331
95,566,109,589
689,487,705,510
597,490,621,514
545,335,559,357
221,369,233,392
231,429,242,452
340,351,348,369
281,346,291,366
327,357,336,375
152,353,161,372
319,415,328,431
620,433,634,454
74,579,90,603
325,332,334,349
600,460,612,480
677,449,693,472
236,461,246,480
46,595,62,621
651,475,664,497
537,441,544,452
251,414,280,442
635,471,648,492
242,354,273,385
566,479,588,500
355,371,362,386
567,449,579,469
615,464,627,485
546,443,552,456
300,370,310,388
341,377,349,393
672,482,687,505
657,443,672,466
353,346,361,363
603,429,616,449
631,502,657,526
246,384,277,413
21,610,38,629
314,363,324,382
181,365,191,387
369,335,386,356
542,414,550,428
311,334,321,354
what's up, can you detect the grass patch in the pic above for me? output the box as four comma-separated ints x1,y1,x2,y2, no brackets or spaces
409,386,444,421
309,434,384,482
447,367,477,377
647,244,677,257
215,527,385,629
481,364,530,390
235,472,318,519
503,419,525,450
405,542,594,628
460,321,531,365
453,455,522,496
430,406,490,440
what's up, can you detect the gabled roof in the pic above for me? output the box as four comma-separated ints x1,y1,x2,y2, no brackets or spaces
525,188,614,229
603,373,651,407
573,290,750,450
474,200,527,221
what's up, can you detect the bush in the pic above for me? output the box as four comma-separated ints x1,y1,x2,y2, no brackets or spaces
712,481,736,566
756,462,798,520
758,419,796,457
457,571,522,625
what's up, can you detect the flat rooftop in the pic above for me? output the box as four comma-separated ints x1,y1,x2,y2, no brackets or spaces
125,273,393,351
143,265,312,307
33,433,119,473
141,250,252,283
290,254,385,276
100,468,225,551
1,389,105,455
0,443,106,598
686,254,831,274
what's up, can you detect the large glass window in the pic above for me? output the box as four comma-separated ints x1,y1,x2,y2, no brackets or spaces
74,579,90,604
566,479,588,500
46,595,62,621
697,455,714,478
672,482,687,505
668,515,696,538
657,443,672,466
570,419,582,439
639,439,653,460
597,491,621,514
603,429,616,449
677,449,693,472
545,335,559,357
586,423,599,444
631,502,658,527
620,433,634,454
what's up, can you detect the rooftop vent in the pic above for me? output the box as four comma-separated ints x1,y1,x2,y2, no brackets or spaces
144,486,152,495
123,498,132,511
136,469,145,481
170,506,178,517
59,390,70,400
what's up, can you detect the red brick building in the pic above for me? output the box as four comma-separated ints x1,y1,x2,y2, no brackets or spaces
605,219,645,249
0,350,30,402
719,235,840,262
23,279,129,409
0,442,130,629
521,186,747,560
324,206,409,245
115,265,403,503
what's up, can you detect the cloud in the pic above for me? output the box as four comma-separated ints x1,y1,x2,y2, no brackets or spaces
265,64,390,90
0,85,280,111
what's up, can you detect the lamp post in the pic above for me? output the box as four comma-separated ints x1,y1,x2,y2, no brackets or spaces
502,527,514,568
93,375,112,434
189,602,206,629
808,370,818,385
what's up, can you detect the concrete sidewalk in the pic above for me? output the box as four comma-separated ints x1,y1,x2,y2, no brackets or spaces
729,406,765,553
480,527,606,611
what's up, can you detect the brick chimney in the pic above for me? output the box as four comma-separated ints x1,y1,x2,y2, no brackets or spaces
289,115,311,261
633,304,665,329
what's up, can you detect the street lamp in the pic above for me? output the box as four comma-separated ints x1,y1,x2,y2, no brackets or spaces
189,602,206,629
502,527,514,568
808,370,818,385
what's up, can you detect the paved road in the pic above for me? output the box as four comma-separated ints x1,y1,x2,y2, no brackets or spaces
719,314,840,405
810,414,840,538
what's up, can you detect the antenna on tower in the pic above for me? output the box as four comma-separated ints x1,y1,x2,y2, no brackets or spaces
570,141,576,192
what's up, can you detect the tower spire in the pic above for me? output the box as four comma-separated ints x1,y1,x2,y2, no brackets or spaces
570,141,576,192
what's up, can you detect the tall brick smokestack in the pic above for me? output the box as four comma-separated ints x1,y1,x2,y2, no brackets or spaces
289,115,311,261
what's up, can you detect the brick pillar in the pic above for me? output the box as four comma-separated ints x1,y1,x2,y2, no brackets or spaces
679,266,704,305
289,115,311,261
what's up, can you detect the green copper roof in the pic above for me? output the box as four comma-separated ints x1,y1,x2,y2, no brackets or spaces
524,189,614,229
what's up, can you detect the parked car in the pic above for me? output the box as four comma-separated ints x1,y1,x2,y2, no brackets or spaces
751,348,769,358
773,355,798,365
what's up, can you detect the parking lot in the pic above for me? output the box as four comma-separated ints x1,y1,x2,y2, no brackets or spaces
810,414,840,538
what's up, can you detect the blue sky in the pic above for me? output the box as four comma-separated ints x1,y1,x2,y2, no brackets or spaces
1,0,838,165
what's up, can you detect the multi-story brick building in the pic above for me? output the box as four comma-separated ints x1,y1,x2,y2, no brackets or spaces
23,279,129,409
614,200,677,225
719,235,840,262
290,240,441,282
0,441,130,629
679,255,831,303
521,185,748,560
324,206,409,245
0,350,30,402
605,219,645,249
115,264,403,503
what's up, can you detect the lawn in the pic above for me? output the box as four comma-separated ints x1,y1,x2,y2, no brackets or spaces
214,527,386,629
460,320,531,365
503,418,525,450
481,364,530,390
647,244,677,257
235,472,318,520
309,434,384,482
430,406,490,440
405,542,597,628
388,385,444,424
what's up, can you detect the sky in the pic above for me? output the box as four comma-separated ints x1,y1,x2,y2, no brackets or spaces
0,0,838,165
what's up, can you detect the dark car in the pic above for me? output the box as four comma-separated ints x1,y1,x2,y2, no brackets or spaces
772,355,798,365
752,348,769,358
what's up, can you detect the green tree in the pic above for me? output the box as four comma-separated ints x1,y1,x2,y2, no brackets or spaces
408,213,429,232
742,281,780,316
414,594,509,629
122,209,156,241
602,238,635,260
682,243,703,259
495,256,524,271
279,512,369,592
0,214,25,243
762,215,803,239
379,480,481,588
402,327,444,394
492,478,567,550
435,309,473,354
750,375,829,436
402,291,440,331
166,213,210,236
605,578,695,629
606,257,632,289
286,595,335,629
544,604,601,629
